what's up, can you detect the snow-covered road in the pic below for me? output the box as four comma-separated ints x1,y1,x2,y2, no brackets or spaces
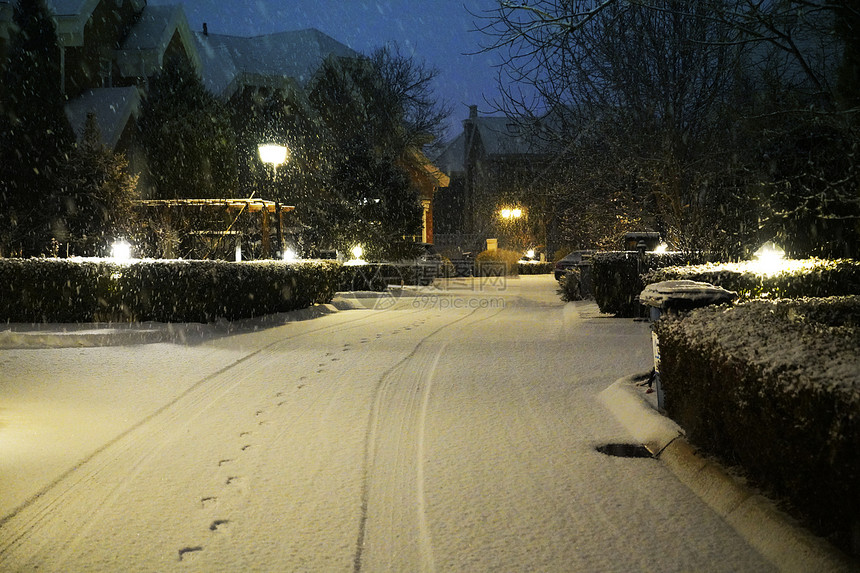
0,275,775,571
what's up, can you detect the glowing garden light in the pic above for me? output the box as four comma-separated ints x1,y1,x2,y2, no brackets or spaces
283,247,298,262
110,240,132,262
653,243,668,254
751,241,787,276
526,249,535,259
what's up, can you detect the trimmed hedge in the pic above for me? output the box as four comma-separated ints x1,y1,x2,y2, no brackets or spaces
474,249,521,276
0,258,342,323
643,258,860,301
517,261,553,275
654,297,860,554
338,262,440,291
592,251,712,316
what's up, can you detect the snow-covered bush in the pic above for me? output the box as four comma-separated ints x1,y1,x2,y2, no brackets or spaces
654,297,860,553
474,249,521,276
0,258,341,323
591,251,712,316
517,261,553,275
339,263,438,291
0,258,106,322
642,258,860,301
558,269,582,301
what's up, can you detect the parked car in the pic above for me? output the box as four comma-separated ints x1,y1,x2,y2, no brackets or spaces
554,250,593,281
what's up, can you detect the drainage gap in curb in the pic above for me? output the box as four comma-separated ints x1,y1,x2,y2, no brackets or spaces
596,443,653,458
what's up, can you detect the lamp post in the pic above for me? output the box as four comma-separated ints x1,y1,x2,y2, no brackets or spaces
258,142,289,259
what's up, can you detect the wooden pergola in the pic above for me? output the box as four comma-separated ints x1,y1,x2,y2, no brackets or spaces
133,199,296,258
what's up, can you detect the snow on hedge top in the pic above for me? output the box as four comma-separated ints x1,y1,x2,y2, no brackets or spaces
640,280,737,308
656,296,860,396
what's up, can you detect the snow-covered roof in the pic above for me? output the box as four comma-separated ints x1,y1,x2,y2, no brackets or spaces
192,28,359,98
65,86,141,148
472,116,546,156
116,4,200,79
432,131,465,175
0,0,145,47
433,114,548,177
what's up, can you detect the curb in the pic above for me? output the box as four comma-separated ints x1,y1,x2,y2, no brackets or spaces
598,374,858,573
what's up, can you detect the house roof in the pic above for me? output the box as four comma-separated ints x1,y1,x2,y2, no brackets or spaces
192,28,359,98
65,86,141,148
432,131,466,175
117,4,201,77
432,114,547,177
0,0,146,46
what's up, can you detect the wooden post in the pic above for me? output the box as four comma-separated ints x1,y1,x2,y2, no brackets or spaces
276,202,284,257
261,208,271,258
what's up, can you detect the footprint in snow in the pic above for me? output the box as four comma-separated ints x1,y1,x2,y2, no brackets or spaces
209,519,230,532
178,546,203,561
201,496,218,509
218,459,233,467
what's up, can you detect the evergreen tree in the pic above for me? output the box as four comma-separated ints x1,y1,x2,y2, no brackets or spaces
308,54,433,259
57,113,139,255
0,0,75,256
138,57,237,199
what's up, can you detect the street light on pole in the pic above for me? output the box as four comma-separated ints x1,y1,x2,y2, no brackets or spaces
258,142,289,259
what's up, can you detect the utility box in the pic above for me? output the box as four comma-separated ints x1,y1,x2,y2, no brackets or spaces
640,280,738,409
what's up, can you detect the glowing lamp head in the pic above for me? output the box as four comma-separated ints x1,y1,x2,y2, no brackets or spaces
283,247,297,262
110,240,132,261
511,208,522,218
526,249,535,259
351,245,364,260
501,208,512,219
752,241,787,276
653,243,668,254
258,143,289,166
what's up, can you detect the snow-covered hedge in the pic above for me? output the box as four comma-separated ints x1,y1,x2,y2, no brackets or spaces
642,258,860,301
592,251,712,316
0,258,342,323
339,262,440,290
517,261,553,275
654,297,860,553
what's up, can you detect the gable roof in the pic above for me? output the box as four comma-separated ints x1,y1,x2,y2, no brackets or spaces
116,4,201,77
433,114,547,177
192,28,359,98
65,86,141,148
0,0,147,47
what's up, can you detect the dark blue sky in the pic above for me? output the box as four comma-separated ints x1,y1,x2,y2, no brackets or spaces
149,0,505,141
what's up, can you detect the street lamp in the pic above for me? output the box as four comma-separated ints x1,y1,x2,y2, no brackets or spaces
500,207,523,220
258,142,290,259
258,143,289,167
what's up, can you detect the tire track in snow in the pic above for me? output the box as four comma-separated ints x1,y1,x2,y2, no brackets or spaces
0,309,397,570
353,307,504,573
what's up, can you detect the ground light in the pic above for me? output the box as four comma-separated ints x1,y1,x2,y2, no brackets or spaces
282,247,298,262
344,245,367,266
110,240,132,262
652,243,668,254
751,241,787,275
